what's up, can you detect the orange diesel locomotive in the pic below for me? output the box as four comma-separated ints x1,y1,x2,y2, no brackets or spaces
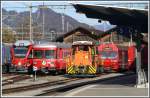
98,42,136,72
31,42,71,74
66,41,98,75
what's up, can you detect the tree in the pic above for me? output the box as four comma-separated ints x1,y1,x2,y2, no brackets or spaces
2,28,16,43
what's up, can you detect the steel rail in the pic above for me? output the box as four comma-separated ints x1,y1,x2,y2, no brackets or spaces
2,78,80,94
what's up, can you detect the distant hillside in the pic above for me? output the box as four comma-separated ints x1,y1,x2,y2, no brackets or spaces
2,7,91,34
94,21,116,32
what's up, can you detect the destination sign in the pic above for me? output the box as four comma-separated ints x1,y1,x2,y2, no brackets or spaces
103,46,112,51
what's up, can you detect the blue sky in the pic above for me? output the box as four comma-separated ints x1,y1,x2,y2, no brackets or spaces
2,1,148,26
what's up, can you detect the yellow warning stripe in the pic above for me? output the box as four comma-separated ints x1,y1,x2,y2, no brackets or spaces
89,67,94,73
89,66,96,74
68,68,73,73
67,66,73,71
67,65,75,74
67,65,97,74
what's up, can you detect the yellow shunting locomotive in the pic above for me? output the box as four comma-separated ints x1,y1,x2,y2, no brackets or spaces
65,41,98,75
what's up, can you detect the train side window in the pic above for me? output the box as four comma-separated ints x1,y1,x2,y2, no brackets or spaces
91,47,95,55
78,45,88,51
28,50,33,58
96,47,99,54
33,50,43,59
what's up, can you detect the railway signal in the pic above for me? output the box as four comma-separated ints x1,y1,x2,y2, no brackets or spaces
33,66,38,81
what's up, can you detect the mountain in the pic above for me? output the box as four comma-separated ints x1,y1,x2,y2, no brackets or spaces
2,7,91,35
94,21,116,32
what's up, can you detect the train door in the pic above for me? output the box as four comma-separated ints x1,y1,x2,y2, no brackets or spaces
119,49,128,70
128,46,136,70
27,49,33,74
57,48,63,71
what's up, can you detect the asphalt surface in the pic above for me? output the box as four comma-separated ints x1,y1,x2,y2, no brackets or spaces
61,74,148,96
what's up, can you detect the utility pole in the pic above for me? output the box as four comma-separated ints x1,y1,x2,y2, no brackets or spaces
130,30,133,46
29,3,32,41
67,22,69,32
62,13,64,35
42,2,45,39
22,24,23,40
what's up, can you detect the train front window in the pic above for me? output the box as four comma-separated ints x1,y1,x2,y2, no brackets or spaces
14,47,28,58
45,50,56,59
33,50,43,59
78,45,89,51
109,52,117,59
100,51,108,59
100,51,117,59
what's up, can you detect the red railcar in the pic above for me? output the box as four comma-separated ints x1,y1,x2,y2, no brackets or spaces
11,40,34,72
98,42,136,72
31,42,71,74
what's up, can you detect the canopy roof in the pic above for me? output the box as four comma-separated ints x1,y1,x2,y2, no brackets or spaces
73,4,148,32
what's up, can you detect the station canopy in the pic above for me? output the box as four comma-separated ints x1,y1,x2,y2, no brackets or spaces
73,4,148,33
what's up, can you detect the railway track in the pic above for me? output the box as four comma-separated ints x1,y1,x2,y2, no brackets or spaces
2,73,21,77
2,78,81,94
2,75,31,86
36,72,135,96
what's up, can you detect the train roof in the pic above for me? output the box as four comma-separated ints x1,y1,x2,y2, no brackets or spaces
33,44,57,48
33,42,71,48
2,43,13,47
14,40,34,46
116,42,136,47
73,41,93,45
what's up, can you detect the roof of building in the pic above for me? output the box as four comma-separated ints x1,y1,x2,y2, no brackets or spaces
54,26,115,42
73,4,148,33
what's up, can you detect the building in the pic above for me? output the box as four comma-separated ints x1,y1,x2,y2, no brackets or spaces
55,27,110,43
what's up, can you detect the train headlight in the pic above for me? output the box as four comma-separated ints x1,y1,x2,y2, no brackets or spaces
85,56,88,59
18,62,21,66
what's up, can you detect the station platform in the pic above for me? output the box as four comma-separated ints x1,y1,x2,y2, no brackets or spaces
61,73,148,96
63,86,148,96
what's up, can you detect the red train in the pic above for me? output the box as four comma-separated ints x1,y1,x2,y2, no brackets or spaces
97,42,136,72
9,40,137,74
10,40,34,72
30,42,71,74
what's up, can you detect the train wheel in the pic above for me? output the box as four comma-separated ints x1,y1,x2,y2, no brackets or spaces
40,68,49,74
49,71,58,75
59,69,66,74
54,71,58,75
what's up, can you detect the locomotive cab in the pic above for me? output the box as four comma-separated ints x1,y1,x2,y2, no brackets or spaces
98,42,119,72
66,41,98,75
11,40,34,72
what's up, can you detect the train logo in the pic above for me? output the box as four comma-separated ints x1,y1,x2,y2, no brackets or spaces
42,60,46,65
